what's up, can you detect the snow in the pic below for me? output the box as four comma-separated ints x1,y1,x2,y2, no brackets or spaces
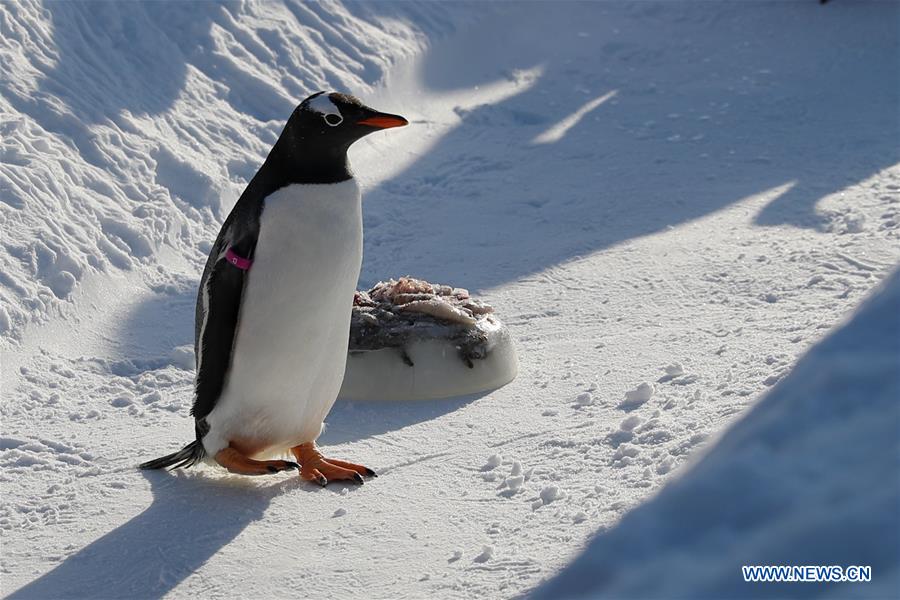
539,485,563,505
662,363,684,378
2,1,899,599
483,453,503,470
620,382,655,410
534,268,900,599
504,475,525,493
574,392,595,407
473,546,494,564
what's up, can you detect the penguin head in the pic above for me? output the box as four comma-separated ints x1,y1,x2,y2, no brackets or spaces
289,91,408,150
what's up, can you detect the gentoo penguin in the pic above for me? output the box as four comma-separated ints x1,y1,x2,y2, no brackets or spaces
140,92,407,485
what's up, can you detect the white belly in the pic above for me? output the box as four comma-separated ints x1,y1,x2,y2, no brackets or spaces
204,179,362,458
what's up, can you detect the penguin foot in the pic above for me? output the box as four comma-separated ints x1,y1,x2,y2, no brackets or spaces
291,443,376,486
214,447,299,476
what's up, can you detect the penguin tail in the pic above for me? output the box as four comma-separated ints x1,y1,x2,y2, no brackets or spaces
139,440,206,471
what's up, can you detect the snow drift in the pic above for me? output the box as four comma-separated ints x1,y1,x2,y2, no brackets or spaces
0,0,456,340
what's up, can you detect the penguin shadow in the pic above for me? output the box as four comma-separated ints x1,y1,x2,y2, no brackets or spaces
5,470,328,600
321,391,487,446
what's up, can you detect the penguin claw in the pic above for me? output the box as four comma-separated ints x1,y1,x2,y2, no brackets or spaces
292,443,375,485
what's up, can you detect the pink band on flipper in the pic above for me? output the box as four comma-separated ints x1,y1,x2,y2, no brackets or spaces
225,247,253,270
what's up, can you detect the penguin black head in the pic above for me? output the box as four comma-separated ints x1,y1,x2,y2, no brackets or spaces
268,91,407,184
295,91,408,141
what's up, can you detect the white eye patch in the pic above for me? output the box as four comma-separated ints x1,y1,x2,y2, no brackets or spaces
309,93,343,126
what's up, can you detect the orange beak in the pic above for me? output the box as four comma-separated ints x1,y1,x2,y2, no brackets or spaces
357,113,409,129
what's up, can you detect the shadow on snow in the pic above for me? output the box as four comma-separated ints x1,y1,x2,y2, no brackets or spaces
357,1,898,291
7,472,330,600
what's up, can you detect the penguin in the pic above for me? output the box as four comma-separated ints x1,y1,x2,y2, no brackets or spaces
140,92,407,485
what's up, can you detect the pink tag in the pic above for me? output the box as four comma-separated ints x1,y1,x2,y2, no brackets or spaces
225,247,253,271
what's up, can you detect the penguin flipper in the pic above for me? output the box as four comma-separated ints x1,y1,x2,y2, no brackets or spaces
191,239,254,422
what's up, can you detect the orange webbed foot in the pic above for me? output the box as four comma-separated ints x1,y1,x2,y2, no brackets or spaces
291,443,376,486
214,447,299,476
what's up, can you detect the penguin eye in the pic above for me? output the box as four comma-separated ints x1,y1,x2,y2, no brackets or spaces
324,113,343,127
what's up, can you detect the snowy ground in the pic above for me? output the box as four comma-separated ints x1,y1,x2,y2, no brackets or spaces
535,269,900,599
2,1,898,598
